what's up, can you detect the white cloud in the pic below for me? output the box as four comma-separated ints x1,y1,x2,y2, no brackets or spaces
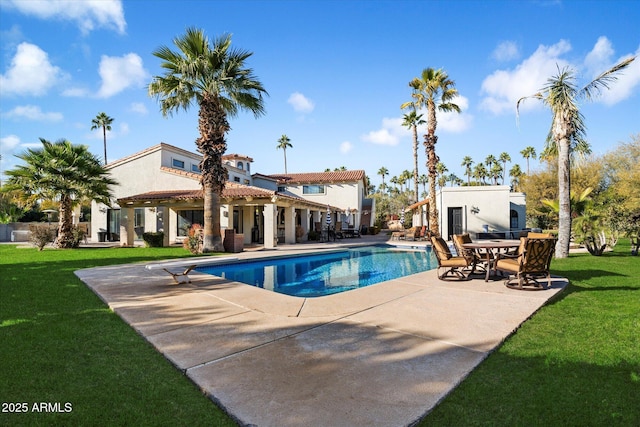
0,135,21,153
361,117,406,146
596,44,640,106
62,87,89,97
584,36,615,76
129,102,148,115
0,42,66,96
287,92,315,113
480,39,572,115
492,41,520,62
416,95,473,133
339,141,353,154
96,53,147,98
4,105,63,122
3,0,126,35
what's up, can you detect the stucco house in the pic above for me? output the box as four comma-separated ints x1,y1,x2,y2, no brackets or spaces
407,186,526,240
91,143,373,249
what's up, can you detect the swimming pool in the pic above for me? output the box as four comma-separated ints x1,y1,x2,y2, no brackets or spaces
196,245,436,297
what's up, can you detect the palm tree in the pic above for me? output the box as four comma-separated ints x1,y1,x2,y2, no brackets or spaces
91,112,114,164
276,134,292,174
4,138,116,248
509,164,523,191
461,156,474,185
148,28,267,252
490,163,503,185
418,174,428,196
517,57,635,258
520,146,537,175
401,109,426,203
473,163,488,185
499,152,511,184
377,167,389,190
407,67,461,236
389,176,399,193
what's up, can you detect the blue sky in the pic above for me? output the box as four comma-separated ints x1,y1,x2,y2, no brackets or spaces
1,0,639,189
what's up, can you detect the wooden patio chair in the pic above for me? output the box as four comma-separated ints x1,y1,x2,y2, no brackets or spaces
452,233,485,274
430,236,474,281
494,237,557,290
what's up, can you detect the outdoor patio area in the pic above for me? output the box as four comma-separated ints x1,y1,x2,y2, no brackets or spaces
75,236,568,426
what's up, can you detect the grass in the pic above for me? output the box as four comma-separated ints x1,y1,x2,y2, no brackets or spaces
423,239,640,426
0,245,236,427
1,241,638,426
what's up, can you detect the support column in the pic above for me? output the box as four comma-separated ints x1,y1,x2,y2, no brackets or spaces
284,206,295,244
161,207,171,246
300,208,310,239
263,203,276,249
119,207,134,247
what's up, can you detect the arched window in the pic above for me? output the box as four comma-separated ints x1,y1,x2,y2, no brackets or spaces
237,161,244,170
510,209,519,229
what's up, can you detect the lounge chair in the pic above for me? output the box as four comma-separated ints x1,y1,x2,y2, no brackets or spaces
493,237,557,290
430,236,474,280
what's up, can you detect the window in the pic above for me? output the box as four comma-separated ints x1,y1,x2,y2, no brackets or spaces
191,164,201,173
277,186,286,192
233,176,240,182
244,179,250,185
134,208,145,239
237,161,243,170
177,210,204,236
510,209,519,229
172,158,185,169
303,185,325,194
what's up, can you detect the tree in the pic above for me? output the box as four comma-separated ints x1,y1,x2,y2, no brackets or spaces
377,167,389,191
520,146,537,175
148,28,267,252
276,134,292,174
407,67,460,236
509,164,523,191
473,163,488,185
490,163,503,185
461,156,474,185
4,138,116,248
401,108,426,204
518,57,635,258
91,112,114,164
418,174,428,197
499,152,511,184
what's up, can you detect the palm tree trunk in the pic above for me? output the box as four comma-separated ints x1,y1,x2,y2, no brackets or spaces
56,194,75,248
556,136,572,258
198,95,229,253
425,134,439,236
284,149,288,174
412,124,419,204
103,127,108,164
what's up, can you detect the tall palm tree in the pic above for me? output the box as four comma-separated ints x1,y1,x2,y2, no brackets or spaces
407,67,460,236
276,134,292,174
91,112,114,164
401,109,426,203
418,174,428,196
509,164,523,191
148,28,267,252
520,146,537,175
517,57,635,258
4,138,116,248
377,166,389,191
461,156,474,185
499,152,511,184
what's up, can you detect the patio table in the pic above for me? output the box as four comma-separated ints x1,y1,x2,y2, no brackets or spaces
462,239,521,282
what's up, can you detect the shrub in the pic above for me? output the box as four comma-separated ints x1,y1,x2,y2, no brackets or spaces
307,229,319,241
29,224,56,251
142,232,164,247
182,224,203,254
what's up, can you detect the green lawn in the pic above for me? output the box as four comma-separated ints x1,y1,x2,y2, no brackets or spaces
423,239,640,426
1,242,638,426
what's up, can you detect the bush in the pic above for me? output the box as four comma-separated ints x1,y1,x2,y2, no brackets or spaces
29,224,56,251
307,229,319,241
142,232,164,247
182,224,203,254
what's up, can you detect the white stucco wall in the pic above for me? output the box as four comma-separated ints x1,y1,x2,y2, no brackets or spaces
437,186,517,239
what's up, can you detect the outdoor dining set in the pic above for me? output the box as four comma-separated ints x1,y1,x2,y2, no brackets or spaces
430,232,557,290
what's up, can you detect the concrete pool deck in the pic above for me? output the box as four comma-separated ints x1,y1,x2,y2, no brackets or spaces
75,236,568,427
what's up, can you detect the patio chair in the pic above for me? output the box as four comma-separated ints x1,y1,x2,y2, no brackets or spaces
493,237,557,290
430,236,474,281
452,233,485,274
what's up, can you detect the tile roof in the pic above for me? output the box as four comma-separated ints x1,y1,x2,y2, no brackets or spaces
118,182,339,210
267,170,366,184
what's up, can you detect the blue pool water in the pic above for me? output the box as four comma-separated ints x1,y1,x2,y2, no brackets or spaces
196,245,436,297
